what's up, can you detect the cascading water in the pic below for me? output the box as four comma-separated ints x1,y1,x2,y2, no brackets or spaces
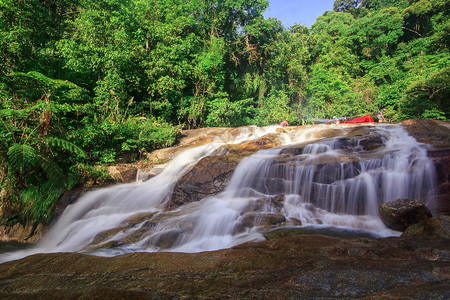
226,125,436,234
0,124,437,262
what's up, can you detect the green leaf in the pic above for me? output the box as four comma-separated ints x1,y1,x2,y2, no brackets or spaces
46,137,87,158
7,143,38,174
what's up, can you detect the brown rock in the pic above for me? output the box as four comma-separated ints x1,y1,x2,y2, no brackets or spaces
150,230,183,249
402,119,450,217
0,224,25,242
240,212,286,228
222,134,282,155
402,215,450,238
379,199,433,231
0,221,43,243
313,128,344,139
358,134,384,151
168,132,284,209
169,155,239,208
106,165,138,183
270,194,285,209
1,235,449,299
402,119,450,150
290,218,302,226
107,166,123,182
428,182,450,216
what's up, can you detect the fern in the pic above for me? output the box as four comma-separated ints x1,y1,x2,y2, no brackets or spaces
14,71,82,91
7,143,38,174
24,101,46,112
5,142,80,222
46,137,87,158
7,143,65,181
18,168,79,222
0,109,29,119
38,154,65,182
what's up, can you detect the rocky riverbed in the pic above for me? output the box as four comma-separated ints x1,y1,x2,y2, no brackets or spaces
0,233,449,299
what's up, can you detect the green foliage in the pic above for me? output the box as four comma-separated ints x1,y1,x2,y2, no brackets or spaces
3,141,77,222
206,97,255,127
46,137,87,159
0,0,449,224
352,7,404,58
421,108,447,120
75,117,179,163
7,144,39,175
254,91,297,126
400,65,450,120
70,163,111,185
19,177,78,222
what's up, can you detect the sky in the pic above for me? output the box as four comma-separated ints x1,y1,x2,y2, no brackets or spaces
263,0,336,28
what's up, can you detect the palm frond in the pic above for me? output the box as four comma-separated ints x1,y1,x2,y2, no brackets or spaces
46,137,87,158
37,154,65,182
7,143,38,174
7,143,66,181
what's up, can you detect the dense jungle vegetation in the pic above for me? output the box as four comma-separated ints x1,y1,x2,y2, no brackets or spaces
1,0,449,224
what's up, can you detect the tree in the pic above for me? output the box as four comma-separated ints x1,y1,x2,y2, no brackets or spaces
333,0,361,12
0,0,80,75
351,7,404,58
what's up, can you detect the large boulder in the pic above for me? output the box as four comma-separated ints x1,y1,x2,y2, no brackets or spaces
346,126,386,151
379,199,433,231
401,119,450,151
106,165,138,183
169,155,239,208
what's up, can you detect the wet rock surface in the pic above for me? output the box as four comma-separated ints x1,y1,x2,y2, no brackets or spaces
402,119,450,151
170,155,239,208
169,134,283,208
402,215,450,238
240,212,286,228
168,125,395,216
379,198,433,231
402,119,450,216
0,234,449,299
429,155,450,215
0,222,43,243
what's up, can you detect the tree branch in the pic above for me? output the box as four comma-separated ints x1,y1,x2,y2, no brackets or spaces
402,26,422,37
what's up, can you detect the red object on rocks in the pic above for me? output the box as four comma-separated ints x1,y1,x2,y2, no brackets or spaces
341,115,374,123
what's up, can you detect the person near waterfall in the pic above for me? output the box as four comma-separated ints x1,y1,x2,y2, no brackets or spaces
378,108,387,123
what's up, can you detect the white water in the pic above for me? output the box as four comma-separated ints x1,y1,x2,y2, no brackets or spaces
0,124,437,262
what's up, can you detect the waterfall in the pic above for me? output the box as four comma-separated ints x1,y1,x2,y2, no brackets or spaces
0,124,437,262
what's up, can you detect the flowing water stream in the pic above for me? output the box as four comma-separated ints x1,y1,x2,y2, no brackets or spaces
0,124,437,262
